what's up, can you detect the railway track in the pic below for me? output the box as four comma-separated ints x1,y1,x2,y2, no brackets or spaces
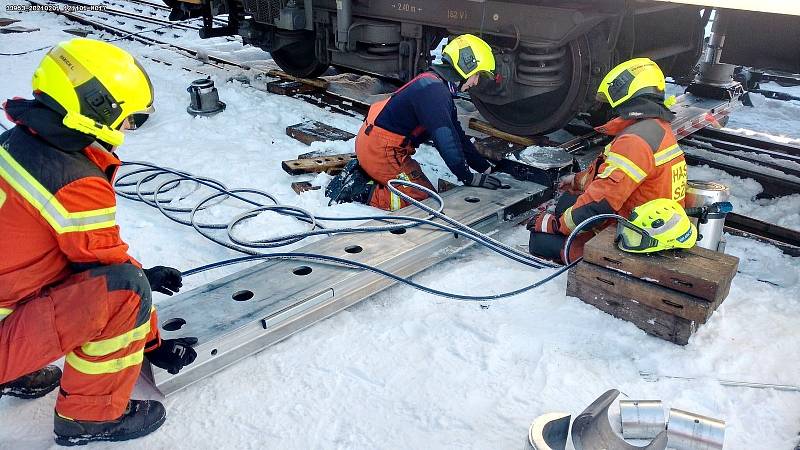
22,0,800,256
101,0,230,27
682,127,800,198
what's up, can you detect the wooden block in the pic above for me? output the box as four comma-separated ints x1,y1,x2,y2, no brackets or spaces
583,227,739,305
297,150,329,159
0,18,21,27
286,120,356,146
473,136,525,161
291,181,321,194
281,153,356,175
0,25,40,34
468,118,538,146
63,28,92,37
571,262,713,323
267,80,320,96
567,262,696,345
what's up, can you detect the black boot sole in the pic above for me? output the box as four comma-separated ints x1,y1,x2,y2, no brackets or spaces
0,380,60,399
54,414,166,447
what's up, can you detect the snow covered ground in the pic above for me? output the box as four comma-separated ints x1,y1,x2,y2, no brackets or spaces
1,5,799,450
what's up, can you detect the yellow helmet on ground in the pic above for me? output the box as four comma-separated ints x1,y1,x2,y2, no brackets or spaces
616,198,697,253
32,38,154,147
597,58,666,109
438,34,495,81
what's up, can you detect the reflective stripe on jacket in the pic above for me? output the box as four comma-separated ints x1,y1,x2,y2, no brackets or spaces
0,99,140,309
559,116,687,234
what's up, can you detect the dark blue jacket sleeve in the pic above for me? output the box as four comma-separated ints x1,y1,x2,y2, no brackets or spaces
412,84,485,182
453,111,492,174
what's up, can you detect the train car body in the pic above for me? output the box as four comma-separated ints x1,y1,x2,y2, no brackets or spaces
181,0,800,134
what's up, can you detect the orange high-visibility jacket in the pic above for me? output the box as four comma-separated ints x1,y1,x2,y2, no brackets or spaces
559,116,687,234
0,99,159,347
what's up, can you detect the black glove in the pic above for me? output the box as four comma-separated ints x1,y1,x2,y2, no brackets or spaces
465,173,502,190
145,337,198,375
143,266,183,296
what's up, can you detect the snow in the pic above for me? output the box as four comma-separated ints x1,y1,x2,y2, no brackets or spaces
726,83,800,141
1,6,799,450
688,165,800,231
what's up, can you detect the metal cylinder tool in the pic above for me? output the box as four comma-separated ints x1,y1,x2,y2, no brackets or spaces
667,408,726,450
187,78,226,116
619,400,665,439
686,180,731,252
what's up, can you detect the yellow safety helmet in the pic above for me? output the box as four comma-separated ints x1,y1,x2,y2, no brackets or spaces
32,38,154,147
616,198,697,253
596,58,667,109
439,34,495,80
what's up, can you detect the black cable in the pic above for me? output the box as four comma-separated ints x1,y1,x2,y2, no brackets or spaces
183,252,579,302
116,161,557,269
180,212,625,301
114,161,590,301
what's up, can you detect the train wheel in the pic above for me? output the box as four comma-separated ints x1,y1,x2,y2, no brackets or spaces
271,30,330,79
471,35,593,136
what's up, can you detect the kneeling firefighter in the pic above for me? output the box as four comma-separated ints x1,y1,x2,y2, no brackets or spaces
528,58,688,263
0,38,196,445
329,34,501,210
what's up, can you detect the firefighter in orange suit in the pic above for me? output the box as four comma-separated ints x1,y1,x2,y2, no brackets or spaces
353,34,502,210
0,38,196,446
528,58,688,263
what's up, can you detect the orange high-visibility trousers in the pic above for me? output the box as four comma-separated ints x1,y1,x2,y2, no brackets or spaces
355,99,435,211
0,264,157,421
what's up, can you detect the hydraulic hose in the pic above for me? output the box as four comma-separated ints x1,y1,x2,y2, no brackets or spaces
115,161,610,301
116,161,558,268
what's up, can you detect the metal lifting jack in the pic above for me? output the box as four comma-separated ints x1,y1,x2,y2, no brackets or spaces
142,175,550,395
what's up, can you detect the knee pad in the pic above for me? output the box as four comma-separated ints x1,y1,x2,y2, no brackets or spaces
90,264,152,317
529,232,567,261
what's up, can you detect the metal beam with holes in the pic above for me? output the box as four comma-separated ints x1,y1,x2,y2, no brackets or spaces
142,175,549,395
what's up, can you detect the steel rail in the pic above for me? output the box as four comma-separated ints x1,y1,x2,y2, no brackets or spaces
724,213,800,257
104,0,229,27
51,0,202,31
683,153,800,198
109,0,172,12
681,138,800,179
695,127,800,159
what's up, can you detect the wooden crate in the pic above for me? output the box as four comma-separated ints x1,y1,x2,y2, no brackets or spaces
571,262,714,323
583,227,738,306
566,263,696,345
566,227,739,345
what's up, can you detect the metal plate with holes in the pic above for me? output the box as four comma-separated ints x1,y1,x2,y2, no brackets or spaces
142,175,549,395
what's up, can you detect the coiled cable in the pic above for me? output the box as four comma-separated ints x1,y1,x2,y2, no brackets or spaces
113,161,617,301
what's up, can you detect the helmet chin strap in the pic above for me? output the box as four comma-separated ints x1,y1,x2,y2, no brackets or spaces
448,80,461,97
62,111,125,147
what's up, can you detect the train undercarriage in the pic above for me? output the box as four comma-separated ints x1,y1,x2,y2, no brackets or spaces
171,0,800,135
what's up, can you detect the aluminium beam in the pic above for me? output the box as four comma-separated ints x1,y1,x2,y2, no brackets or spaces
142,175,549,395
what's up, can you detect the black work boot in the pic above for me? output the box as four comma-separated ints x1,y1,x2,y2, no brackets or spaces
0,365,62,399
325,159,376,205
54,400,166,446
